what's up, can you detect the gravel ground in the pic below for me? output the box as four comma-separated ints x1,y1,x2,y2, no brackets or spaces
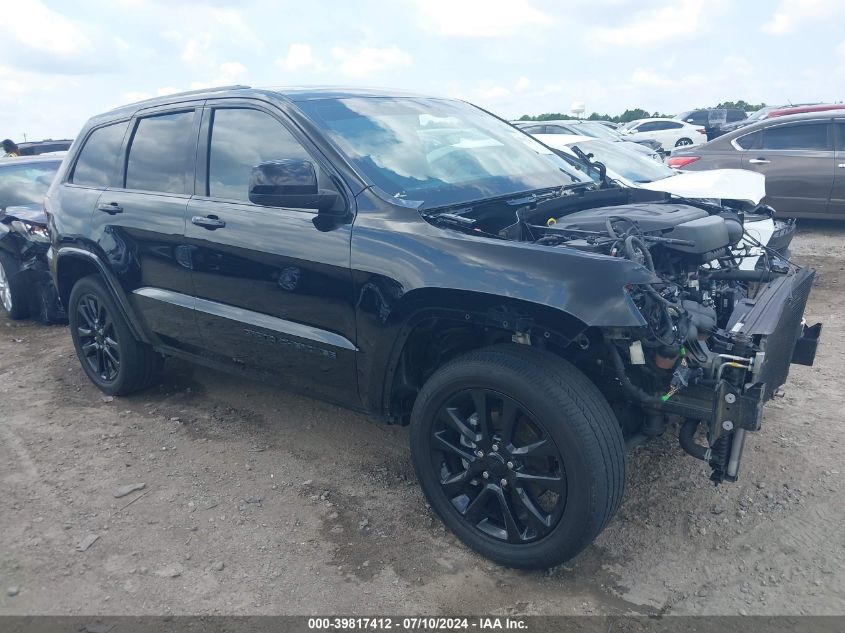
0,223,843,616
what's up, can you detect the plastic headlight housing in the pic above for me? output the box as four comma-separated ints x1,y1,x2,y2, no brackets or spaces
11,220,50,243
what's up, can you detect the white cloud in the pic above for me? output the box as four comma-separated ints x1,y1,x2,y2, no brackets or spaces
331,45,412,77
514,76,531,92
721,55,754,77
276,44,325,73
0,0,90,57
414,0,549,37
762,0,845,35
591,0,719,46
214,61,248,84
180,33,213,63
121,90,152,102
208,8,262,49
628,67,672,88
477,85,510,100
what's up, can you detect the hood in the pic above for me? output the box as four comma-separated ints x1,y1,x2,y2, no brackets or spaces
621,140,656,156
638,169,765,205
1,203,46,224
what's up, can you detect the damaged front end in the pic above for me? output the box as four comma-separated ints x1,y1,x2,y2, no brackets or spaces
0,205,66,323
567,208,821,484
423,186,820,484
608,266,819,483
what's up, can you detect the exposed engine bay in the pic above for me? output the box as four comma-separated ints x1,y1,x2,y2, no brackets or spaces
424,187,821,483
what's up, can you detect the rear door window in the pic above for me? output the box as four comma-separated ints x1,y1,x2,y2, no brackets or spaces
71,122,129,187
761,123,829,150
125,111,196,194
520,125,545,134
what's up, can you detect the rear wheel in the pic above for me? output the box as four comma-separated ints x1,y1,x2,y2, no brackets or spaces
410,344,625,569
0,250,29,320
68,275,162,395
675,137,693,147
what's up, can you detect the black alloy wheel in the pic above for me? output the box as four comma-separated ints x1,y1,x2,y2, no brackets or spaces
75,292,121,382
410,345,625,569
430,388,565,543
68,275,162,395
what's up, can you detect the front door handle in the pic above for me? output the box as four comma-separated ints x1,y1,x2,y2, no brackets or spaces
191,215,226,230
97,202,123,214
748,158,771,165
838,163,845,168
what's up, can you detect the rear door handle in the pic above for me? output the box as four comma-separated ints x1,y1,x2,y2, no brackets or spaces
97,202,123,214
838,164,845,168
191,215,226,230
748,158,770,165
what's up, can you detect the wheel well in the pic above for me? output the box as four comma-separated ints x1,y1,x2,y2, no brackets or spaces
386,309,589,424
56,256,100,307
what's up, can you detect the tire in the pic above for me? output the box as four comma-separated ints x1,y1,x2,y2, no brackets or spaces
675,137,693,147
68,275,162,395
410,344,625,569
0,250,30,320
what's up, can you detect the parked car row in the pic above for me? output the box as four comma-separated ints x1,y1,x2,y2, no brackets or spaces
512,119,664,158
669,110,845,218
718,103,844,136
617,118,708,151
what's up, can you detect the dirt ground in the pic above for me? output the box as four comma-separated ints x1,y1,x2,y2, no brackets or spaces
1,222,843,617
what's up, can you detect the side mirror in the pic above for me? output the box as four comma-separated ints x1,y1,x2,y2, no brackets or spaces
248,160,338,211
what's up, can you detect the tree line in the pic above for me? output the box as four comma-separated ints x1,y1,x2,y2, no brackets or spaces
517,100,768,123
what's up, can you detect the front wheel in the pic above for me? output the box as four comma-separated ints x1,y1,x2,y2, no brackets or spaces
410,344,625,569
675,137,693,147
68,275,162,395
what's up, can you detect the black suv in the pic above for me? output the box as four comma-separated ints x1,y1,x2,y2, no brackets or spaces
47,86,820,569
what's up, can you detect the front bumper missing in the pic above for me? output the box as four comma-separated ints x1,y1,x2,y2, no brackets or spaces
661,267,820,483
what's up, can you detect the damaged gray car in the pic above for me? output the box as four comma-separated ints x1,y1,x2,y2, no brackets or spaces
0,154,66,323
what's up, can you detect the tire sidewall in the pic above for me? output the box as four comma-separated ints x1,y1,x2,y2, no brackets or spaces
410,355,608,567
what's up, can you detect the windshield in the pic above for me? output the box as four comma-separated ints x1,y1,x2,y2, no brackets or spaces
0,161,60,210
571,139,675,184
296,97,589,209
573,122,623,141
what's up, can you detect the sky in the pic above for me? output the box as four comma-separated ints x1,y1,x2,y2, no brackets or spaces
1,0,843,141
